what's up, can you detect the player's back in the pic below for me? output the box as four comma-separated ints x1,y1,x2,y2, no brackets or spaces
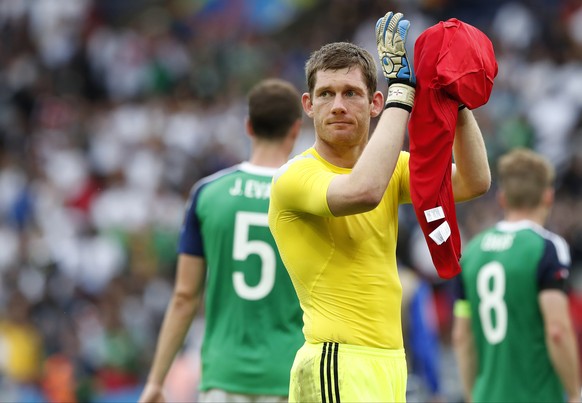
185,162,304,396
459,220,565,402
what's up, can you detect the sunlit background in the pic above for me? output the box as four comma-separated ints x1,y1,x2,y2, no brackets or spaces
1,0,581,402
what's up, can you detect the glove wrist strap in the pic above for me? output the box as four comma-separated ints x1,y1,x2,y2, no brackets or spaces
384,82,415,112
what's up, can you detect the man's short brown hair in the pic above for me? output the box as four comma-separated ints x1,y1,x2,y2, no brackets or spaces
248,78,302,140
497,148,555,209
305,42,378,100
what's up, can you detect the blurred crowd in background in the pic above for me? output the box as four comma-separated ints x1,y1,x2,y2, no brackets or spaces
1,0,582,402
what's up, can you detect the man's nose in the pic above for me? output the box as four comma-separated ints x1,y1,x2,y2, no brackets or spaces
331,95,347,113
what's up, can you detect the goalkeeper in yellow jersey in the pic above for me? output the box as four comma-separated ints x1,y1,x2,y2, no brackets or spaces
268,11,491,402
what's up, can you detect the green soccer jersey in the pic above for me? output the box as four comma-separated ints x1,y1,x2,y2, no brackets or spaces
457,220,571,403
178,162,304,396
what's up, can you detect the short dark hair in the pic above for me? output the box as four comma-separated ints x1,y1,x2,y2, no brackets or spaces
305,42,378,100
248,78,302,140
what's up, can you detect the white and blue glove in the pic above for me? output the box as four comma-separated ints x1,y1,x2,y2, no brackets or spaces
375,11,415,111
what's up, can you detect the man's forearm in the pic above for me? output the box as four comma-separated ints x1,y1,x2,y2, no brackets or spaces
452,109,491,202
147,293,200,386
452,317,477,402
350,107,408,195
547,323,581,401
328,106,409,216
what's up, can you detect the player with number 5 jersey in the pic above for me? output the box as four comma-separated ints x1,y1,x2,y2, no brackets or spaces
453,148,581,403
179,162,304,396
139,79,304,403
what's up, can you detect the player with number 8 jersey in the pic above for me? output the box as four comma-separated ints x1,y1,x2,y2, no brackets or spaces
456,224,571,401
452,148,580,403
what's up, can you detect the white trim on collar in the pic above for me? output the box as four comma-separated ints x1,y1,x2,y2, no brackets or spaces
496,220,542,232
239,161,278,177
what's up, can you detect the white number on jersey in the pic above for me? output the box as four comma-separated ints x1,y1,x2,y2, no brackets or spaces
232,212,276,300
477,261,508,344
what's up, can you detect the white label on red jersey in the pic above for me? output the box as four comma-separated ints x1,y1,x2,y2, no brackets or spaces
424,206,445,223
429,221,451,245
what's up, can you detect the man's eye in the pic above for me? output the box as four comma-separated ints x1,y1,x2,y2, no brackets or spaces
346,90,356,97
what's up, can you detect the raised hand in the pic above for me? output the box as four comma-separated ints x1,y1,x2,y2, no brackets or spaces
375,11,416,111
375,11,415,84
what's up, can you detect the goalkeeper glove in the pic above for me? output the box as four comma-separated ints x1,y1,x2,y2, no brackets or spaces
376,11,415,111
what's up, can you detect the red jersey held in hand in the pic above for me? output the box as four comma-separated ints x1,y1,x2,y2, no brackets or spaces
408,18,498,279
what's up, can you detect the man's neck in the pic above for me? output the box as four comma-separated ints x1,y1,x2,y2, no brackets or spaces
249,143,291,168
314,140,365,169
504,208,547,226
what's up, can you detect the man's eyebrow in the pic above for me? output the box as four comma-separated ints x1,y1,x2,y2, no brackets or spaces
314,85,331,93
315,83,364,94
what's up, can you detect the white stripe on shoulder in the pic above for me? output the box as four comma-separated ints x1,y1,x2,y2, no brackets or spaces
195,164,240,189
185,164,240,210
532,226,571,266
273,154,316,183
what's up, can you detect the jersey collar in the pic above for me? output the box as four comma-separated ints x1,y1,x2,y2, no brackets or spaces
239,161,279,177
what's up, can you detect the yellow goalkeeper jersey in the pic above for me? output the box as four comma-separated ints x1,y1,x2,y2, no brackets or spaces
268,147,411,349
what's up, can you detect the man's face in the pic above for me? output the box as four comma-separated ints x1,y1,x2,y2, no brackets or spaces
302,67,380,147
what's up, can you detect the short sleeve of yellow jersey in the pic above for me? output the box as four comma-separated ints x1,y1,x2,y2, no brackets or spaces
271,153,338,217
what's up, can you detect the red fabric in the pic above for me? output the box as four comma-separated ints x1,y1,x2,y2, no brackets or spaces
408,19,498,279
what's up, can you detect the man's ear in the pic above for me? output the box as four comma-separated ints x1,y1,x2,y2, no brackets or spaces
370,90,385,118
302,93,314,118
497,190,507,210
245,118,255,139
289,119,302,141
542,187,555,207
